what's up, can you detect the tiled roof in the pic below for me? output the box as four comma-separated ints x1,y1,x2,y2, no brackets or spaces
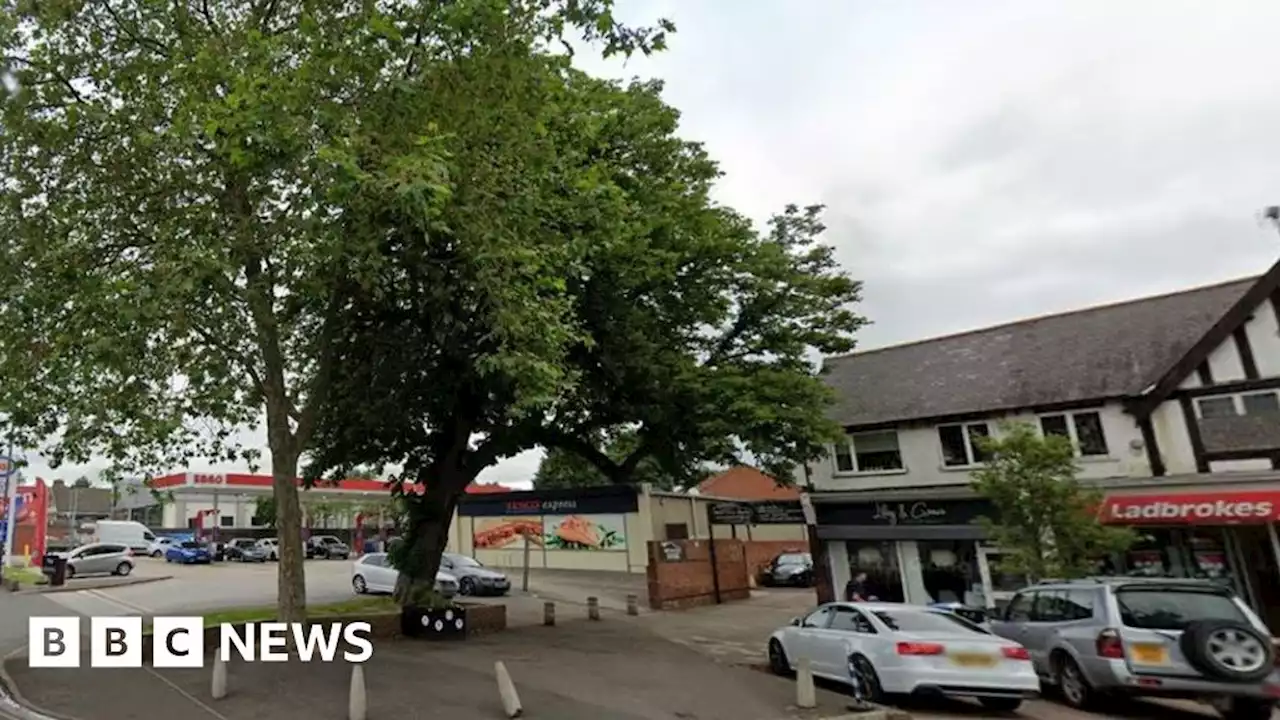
696,466,800,500
821,276,1259,427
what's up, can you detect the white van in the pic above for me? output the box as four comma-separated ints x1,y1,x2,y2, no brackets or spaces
93,520,157,553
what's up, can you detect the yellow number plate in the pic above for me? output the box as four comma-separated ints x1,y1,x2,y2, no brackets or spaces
950,653,997,668
1130,643,1168,664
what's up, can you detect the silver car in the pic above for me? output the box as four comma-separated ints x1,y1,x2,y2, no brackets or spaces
990,578,1280,720
44,543,134,579
441,553,510,596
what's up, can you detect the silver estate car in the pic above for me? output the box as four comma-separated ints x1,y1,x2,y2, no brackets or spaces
990,578,1280,720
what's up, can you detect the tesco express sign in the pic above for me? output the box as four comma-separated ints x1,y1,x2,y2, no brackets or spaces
1103,491,1280,525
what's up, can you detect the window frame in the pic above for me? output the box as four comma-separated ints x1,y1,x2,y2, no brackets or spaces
829,606,878,634
801,605,835,629
833,430,905,475
1038,410,1110,458
1198,391,1280,419
937,422,991,467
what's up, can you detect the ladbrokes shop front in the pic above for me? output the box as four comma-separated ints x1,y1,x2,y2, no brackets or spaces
1099,488,1280,632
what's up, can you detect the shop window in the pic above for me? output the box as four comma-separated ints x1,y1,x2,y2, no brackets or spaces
937,423,990,467
1197,396,1238,419
845,540,905,602
1039,411,1109,457
917,541,979,605
834,431,903,474
1242,392,1280,416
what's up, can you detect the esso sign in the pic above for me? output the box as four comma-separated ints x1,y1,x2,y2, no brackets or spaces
192,473,225,486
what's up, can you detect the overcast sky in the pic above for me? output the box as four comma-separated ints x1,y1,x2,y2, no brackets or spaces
19,0,1280,488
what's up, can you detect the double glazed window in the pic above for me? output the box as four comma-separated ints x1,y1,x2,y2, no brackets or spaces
1040,411,1109,457
834,431,904,473
1197,391,1280,419
937,423,990,467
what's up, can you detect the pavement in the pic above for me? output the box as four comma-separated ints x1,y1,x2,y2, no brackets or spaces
3,559,1276,719
4,619,858,720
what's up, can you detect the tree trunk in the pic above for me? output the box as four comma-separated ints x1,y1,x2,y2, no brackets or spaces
392,464,469,606
267,417,307,623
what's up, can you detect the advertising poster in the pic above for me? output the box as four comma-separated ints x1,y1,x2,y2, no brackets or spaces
472,516,545,550
543,513,627,551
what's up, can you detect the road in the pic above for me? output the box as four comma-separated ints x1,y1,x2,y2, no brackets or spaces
13,560,1278,720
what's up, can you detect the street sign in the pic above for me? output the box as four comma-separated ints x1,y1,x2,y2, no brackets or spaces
0,456,12,478
708,499,806,525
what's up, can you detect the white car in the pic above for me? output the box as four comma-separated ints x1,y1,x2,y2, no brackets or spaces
351,552,458,599
147,537,174,558
768,602,1040,712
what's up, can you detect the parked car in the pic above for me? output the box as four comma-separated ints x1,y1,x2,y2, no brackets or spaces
990,577,1280,720
225,538,267,563
350,553,458,598
760,551,813,588
307,535,350,560
257,538,279,560
768,602,1039,712
42,543,135,579
147,536,175,558
165,540,212,564
441,552,510,596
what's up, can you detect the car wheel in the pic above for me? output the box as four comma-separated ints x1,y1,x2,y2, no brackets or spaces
459,578,476,596
1182,620,1274,683
1054,653,1095,709
353,575,367,594
151,550,162,558
114,562,132,576
849,654,885,704
1222,697,1276,720
978,697,1022,713
767,639,791,676
65,565,75,579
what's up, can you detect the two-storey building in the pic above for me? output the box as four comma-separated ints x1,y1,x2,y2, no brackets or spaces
805,259,1280,631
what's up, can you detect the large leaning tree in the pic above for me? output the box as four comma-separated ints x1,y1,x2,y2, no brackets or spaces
0,0,668,621
533,430,681,491
305,70,865,602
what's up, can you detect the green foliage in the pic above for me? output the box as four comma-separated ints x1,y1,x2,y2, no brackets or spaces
252,496,276,529
971,423,1135,581
0,0,672,618
533,431,686,490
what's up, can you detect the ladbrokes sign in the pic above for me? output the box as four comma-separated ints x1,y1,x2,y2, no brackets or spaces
1103,490,1280,525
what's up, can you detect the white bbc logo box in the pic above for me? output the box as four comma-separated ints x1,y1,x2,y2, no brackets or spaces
29,617,205,668
29,617,374,667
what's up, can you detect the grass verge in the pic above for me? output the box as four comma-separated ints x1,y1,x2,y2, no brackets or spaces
1,565,45,585
145,596,398,631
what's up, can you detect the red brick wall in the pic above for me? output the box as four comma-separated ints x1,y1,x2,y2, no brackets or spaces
646,539,750,610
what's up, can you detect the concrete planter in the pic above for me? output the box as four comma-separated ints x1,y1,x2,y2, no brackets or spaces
401,605,467,640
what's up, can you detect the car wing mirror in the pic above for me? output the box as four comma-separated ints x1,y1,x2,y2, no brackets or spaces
790,617,802,627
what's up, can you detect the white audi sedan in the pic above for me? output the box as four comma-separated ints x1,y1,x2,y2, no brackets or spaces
351,552,458,599
768,602,1040,712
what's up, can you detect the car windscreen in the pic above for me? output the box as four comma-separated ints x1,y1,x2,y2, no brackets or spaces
180,541,200,549
873,610,989,635
1116,587,1247,630
775,554,809,566
450,555,481,567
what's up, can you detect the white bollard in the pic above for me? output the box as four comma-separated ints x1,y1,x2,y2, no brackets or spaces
211,655,227,700
495,661,523,718
348,663,367,720
795,657,816,709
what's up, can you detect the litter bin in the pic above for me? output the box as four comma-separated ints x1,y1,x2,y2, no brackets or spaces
45,555,68,587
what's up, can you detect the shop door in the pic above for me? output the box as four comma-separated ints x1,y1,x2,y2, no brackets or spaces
1233,525,1280,633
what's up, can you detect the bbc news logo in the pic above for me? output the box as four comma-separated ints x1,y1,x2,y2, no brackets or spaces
29,617,374,668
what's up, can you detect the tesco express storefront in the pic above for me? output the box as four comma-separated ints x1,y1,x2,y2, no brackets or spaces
1100,488,1280,632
